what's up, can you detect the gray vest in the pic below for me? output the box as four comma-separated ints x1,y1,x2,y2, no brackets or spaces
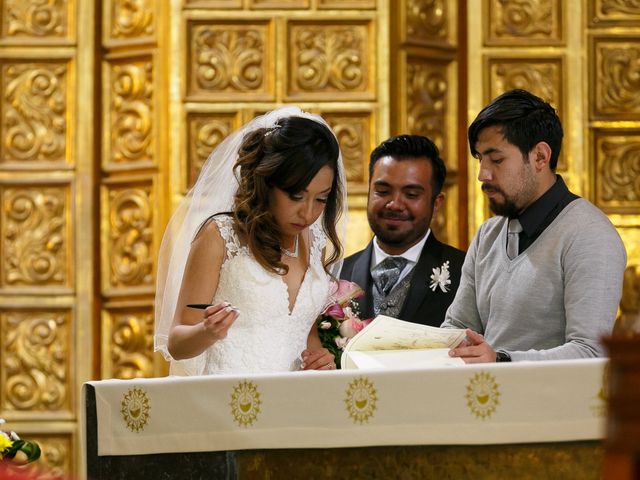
372,266,416,318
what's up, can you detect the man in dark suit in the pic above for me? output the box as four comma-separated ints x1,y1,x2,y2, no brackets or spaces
340,135,465,327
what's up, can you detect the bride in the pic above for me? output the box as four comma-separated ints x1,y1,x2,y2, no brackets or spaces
154,107,346,375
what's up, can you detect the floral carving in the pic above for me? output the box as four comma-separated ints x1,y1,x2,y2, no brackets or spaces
4,0,66,37
406,0,448,42
108,186,153,288
596,0,640,19
193,26,265,93
489,0,558,42
189,115,237,187
292,24,367,93
491,61,559,104
407,62,447,153
109,311,154,379
597,135,640,205
597,44,640,115
3,63,66,163
111,0,154,38
2,187,67,287
110,60,154,164
324,114,369,184
2,311,69,412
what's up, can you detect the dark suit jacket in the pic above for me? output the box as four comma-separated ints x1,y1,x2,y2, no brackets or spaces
340,233,466,327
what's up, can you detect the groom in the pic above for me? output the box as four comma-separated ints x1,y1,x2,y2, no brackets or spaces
340,135,465,327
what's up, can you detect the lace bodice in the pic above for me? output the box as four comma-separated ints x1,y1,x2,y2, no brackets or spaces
200,215,331,374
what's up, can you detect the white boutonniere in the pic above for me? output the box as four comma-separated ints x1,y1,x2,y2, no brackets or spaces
429,260,451,293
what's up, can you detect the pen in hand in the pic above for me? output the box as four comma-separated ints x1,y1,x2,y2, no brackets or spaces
187,303,239,312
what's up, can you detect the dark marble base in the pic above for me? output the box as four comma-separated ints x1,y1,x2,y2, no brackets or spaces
85,386,602,479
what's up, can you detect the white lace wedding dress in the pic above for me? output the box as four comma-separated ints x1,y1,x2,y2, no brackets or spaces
199,215,331,374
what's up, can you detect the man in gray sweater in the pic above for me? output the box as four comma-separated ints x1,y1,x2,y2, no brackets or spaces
442,89,626,363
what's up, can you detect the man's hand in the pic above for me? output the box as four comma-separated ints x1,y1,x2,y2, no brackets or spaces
448,329,496,363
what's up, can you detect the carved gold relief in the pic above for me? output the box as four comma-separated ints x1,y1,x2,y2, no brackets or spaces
187,112,241,189
106,184,153,289
1,310,69,412
104,308,154,379
107,59,154,166
595,132,640,210
110,0,154,39
406,60,448,158
250,0,308,8
288,22,371,99
487,0,562,45
3,0,67,37
2,62,67,164
406,0,448,44
323,112,372,185
319,0,375,8
593,39,640,118
21,435,72,479
189,21,271,99
1,186,69,288
590,0,640,25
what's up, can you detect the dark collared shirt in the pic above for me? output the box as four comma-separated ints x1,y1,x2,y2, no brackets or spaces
515,175,579,254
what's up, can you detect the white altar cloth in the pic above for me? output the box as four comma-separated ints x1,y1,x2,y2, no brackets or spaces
84,359,607,456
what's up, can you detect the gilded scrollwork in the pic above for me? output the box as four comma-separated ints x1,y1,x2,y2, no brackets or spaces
2,62,66,164
407,62,447,154
596,134,640,206
406,0,448,42
111,0,154,39
593,0,640,22
490,61,559,105
489,0,559,43
324,114,370,184
110,310,154,379
108,186,153,288
4,0,66,37
35,435,72,479
2,187,67,287
2,311,68,412
110,60,154,164
596,42,640,115
291,24,367,94
189,114,237,187
193,25,265,93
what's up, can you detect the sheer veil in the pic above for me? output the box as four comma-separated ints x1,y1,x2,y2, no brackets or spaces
154,106,348,374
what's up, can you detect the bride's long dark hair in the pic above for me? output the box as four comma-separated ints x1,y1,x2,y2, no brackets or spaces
233,116,344,274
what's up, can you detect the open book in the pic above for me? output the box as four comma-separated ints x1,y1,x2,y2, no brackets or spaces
340,315,467,369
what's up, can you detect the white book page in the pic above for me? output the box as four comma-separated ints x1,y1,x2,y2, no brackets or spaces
346,349,465,370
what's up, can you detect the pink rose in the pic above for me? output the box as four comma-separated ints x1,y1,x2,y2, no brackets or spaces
323,303,345,320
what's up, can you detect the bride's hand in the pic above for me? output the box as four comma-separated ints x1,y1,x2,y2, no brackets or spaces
202,302,239,341
301,347,335,371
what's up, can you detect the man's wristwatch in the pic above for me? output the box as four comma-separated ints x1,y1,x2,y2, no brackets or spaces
495,351,511,362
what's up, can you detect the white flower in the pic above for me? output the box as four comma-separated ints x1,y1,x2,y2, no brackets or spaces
429,260,451,293
319,321,332,330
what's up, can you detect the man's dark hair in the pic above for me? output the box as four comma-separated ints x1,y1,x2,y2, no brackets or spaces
468,89,563,170
369,134,447,198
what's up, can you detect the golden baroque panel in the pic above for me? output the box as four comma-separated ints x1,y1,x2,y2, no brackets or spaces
188,20,273,100
249,0,309,8
103,181,154,293
187,111,242,190
287,21,373,100
485,0,563,45
405,0,450,45
589,0,640,26
487,57,566,170
592,37,640,119
594,130,640,212
0,310,70,413
102,307,154,379
406,59,449,164
318,0,375,8
2,0,68,38
105,57,154,168
322,111,373,185
1,185,70,289
1,61,67,166
108,0,154,40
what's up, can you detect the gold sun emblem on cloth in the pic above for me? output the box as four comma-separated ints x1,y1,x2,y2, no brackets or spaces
465,371,500,420
230,380,262,427
120,387,150,433
345,377,377,424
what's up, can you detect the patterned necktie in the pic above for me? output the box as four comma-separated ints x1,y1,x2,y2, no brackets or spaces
371,256,408,296
506,218,523,260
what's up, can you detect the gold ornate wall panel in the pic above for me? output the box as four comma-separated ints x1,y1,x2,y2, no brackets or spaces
391,0,461,247
484,0,564,45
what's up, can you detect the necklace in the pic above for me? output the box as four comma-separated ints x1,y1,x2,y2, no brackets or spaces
282,235,299,258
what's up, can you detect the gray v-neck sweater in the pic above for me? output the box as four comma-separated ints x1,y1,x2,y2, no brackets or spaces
442,199,626,361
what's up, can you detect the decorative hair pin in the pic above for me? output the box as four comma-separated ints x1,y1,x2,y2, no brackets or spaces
264,124,281,137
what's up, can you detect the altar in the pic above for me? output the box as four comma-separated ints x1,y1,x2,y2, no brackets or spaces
83,359,607,478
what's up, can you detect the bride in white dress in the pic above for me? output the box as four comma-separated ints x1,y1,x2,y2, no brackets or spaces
154,107,346,375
